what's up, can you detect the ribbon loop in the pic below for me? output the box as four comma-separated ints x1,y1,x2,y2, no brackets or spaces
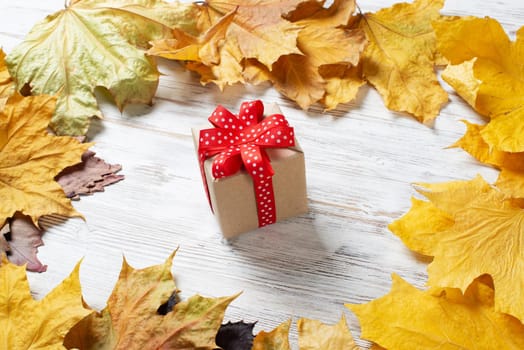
198,101,294,228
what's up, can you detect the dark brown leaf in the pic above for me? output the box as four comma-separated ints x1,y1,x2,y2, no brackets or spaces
215,321,255,350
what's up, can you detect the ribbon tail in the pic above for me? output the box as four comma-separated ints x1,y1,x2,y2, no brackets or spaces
198,151,214,213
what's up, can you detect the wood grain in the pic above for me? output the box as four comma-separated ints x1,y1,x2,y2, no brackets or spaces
0,0,522,347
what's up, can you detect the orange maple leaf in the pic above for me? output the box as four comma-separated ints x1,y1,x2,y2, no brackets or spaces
250,0,367,109
64,251,237,349
202,0,304,68
0,94,90,228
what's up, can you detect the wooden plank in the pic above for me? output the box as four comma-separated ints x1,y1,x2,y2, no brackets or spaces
0,0,521,347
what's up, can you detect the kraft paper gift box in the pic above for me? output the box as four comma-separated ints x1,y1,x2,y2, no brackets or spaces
192,100,308,238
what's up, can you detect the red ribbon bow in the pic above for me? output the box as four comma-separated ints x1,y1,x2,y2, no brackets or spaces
198,100,295,227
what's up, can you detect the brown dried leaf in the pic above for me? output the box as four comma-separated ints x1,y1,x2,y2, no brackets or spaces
56,150,124,200
3,213,47,272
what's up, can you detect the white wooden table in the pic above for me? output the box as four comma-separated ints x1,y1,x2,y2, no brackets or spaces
1,0,522,348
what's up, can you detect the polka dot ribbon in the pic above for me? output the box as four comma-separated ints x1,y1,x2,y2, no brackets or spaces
198,100,295,228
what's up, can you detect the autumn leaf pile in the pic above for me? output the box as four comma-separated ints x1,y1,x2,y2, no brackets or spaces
2,0,524,348
347,7,524,349
3,0,452,137
0,89,124,272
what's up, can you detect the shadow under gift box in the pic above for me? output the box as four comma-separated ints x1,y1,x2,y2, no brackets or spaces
192,104,308,238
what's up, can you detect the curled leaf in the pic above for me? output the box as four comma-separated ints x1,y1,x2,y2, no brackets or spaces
202,0,304,69
246,0,367,109
441,58,480,107
149,8,244,89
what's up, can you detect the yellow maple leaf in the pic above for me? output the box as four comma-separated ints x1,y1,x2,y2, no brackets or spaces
252,320,292,350
441,58,480,107
354,0,448,122
347,274,524,350
0,94,90,228
435,17,524,152
297,315,361,350
0,49,13,109
320,64,365,111
452,121,524,198
388,197,453,256
252,317,361,350
0,255,91,349
64,251,237,349
390,175,524,322
6,0,198,135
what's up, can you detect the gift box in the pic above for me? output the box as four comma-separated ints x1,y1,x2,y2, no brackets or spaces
192,100,307,238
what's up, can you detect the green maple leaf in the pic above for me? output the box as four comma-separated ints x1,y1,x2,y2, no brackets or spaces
6,0,198,135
